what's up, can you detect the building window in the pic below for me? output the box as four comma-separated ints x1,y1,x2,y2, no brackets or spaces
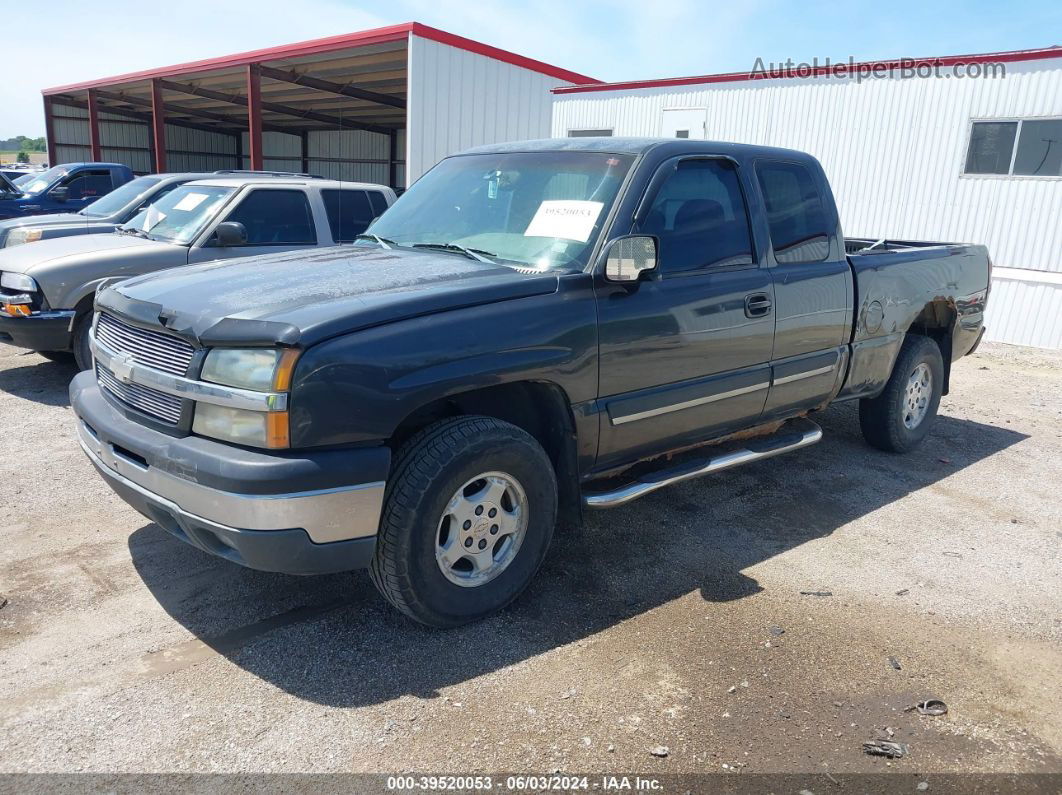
567,129,612,137
965,118,1062,177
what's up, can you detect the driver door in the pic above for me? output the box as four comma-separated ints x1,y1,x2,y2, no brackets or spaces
188,188,320,263
594,157,775,470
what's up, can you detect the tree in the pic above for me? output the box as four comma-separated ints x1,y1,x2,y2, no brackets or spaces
16,151,28,163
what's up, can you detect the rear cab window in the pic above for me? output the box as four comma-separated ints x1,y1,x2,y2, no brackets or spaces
755,161,831,263
322,189,384,243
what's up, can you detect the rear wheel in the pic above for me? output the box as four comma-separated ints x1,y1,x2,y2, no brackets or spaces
369,416,557,627
859,334,944,453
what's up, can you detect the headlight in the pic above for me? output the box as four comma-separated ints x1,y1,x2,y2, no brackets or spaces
6,227,43,248
1,271,38,292
193,348,299,449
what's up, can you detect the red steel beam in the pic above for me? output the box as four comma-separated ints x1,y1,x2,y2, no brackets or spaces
86,89,102,161
150,79,167,173
43,96,58,166
246,64,263,171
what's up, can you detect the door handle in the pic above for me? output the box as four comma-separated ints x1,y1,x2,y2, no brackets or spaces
744,293,772,318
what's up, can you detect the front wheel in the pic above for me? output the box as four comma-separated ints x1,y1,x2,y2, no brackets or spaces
369,416,558,627
859,334,944,453
72,312,93,371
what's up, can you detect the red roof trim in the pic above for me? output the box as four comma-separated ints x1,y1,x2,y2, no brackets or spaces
553,46,1062,94
42,22,599,96
409,23,599,85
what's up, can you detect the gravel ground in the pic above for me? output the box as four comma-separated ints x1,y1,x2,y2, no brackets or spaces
0,341,1060,780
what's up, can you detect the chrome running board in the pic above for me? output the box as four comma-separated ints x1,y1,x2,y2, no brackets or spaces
583,417,823,509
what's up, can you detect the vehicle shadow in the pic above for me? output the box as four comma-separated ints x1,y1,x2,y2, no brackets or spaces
127,402,1027,708
0,355,78,407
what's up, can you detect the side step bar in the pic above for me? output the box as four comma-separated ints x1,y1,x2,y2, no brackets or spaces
583,417,823,509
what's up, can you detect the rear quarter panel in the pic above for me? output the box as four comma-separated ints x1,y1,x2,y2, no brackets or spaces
839,244,990,399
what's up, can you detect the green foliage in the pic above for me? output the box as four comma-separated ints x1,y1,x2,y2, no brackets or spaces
0,136,47,152
16,151,28,163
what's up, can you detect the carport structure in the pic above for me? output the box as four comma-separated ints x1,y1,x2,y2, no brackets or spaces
41,22,598,188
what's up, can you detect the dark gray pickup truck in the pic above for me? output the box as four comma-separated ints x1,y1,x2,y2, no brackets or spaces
70,138,990,626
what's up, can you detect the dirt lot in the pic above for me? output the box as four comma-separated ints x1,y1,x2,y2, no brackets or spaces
1,341,1060,782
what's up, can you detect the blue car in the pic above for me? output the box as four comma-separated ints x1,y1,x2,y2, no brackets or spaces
0,163,135,220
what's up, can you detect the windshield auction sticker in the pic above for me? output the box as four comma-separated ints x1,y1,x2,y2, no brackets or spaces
524,200,604,242
173,192,209,212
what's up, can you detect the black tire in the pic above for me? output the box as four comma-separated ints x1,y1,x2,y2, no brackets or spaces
72,312,93,371
38,351,74,363
859,334,944,453
369,416,558,627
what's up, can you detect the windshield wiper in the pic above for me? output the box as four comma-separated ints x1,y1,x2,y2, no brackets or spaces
411,242,497,263
116,226,151,239
353,233,396,249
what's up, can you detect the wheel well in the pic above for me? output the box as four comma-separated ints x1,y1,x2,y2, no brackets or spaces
389,381,582,526
907,300,956,395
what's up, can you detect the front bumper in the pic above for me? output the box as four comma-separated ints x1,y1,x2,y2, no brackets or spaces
0,309,74,351
70,371,389,575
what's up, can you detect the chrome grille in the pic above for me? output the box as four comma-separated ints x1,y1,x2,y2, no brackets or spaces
95,312,194,376
96,362,183,424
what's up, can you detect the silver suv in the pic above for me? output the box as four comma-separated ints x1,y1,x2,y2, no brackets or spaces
0,174,395,368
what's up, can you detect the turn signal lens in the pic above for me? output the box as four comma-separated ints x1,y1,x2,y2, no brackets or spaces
265,411,290,449
273,348,300,391
2,303,31,317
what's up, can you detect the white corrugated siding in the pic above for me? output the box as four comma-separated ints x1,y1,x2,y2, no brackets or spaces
240,130,302,173
167,126,236,172
406,34,567,184
307,129,392,185
553,58,1062,347
984,274,1062,348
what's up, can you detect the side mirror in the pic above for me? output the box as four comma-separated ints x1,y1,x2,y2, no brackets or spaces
603,235,658,283
49,186,69,202
213,221,248,247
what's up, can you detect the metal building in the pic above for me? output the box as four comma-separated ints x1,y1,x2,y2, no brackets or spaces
40,22,598,190
552,48,1062,349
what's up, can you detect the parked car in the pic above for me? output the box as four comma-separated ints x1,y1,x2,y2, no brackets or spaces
0,175,394,368
0,171,296,249
69,138,990,627
0,163,135,220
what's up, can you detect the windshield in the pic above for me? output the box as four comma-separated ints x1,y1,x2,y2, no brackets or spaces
13,173,36,187
123,184,234,244
19,165,68,196
367,151,635,270
80,176,162,218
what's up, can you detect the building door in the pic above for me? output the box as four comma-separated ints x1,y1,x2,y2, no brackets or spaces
661,108,707,140
594,156,775,470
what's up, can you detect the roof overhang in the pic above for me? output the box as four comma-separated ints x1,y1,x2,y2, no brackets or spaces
41,22,599,138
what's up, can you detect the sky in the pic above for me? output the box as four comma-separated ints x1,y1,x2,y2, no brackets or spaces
3,0,1059,137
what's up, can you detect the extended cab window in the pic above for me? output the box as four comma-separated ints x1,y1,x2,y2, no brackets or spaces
226,189,316,245
637,159,754,273
322,189,376,243
63,170,113,200
755,161,831,264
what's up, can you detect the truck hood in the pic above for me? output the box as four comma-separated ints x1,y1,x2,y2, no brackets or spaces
0,212,101,232
99,246,561,348
0,232,183,276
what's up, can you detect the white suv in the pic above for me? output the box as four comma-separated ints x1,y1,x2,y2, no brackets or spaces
0,175,396,368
